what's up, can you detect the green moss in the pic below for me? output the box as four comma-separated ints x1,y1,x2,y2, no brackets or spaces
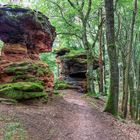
5,61,52,83
61,49,85,60
5,91,46,100
79,59,87,64
0,82,43,92
5,5,22,9
53,90,60,95
54,47,70,54
5,61,51,76
5,65,29,74
104,92,118,116
0,82,46,100
54,80,69,90
12,75,44,85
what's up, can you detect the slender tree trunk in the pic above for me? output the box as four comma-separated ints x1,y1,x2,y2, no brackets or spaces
87,48,96,93
136,62,140,120
82,15,96,94
104,0,119,116
122,0,137,118
121,59,126,112
98,8,104,95
102,33,107,94
129,73,135,119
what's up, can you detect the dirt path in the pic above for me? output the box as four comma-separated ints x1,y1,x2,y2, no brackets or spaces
0,89,140,140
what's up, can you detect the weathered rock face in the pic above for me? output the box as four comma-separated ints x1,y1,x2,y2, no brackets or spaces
0,60,54,89
0,5,55,99
0,5,56,60
56,49,99,92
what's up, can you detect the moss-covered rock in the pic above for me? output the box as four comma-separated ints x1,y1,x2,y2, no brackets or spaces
0,5,55,101
55,48,99,92
0,5,56,53
0,82,46,100
0,60,54,90
5,61,51,77
60,49,85,60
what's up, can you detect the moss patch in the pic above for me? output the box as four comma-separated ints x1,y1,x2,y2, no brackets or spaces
0,82,46,100
61,49,85,60
54,47,70,56
5,61,51,77
4,61,52,84
54,80,69,90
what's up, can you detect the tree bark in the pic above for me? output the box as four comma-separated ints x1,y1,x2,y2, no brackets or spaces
102,33,107,95
122,0,137,118
98,8,104,95
104,0,119,116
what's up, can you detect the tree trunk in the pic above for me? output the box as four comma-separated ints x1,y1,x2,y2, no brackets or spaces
81,11,96,94
136,62,140,120
129,74,135,119
86,48,96,94
98,8,104,95
102,33,107,94
122,0,137,118
104,0,119,116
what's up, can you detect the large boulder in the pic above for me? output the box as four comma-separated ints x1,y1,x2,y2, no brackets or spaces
0,5,56,60
56,48,99,92
0,5,56,99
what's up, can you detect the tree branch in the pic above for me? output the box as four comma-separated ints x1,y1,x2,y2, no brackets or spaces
85,0,92,21
92,18,105,48
67,0,77,9
50,1,73,27
57,32,82,39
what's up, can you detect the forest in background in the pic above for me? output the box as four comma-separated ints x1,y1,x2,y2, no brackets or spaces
0,0,140,123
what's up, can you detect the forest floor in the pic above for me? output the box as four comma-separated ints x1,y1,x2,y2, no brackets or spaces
0,89,140,140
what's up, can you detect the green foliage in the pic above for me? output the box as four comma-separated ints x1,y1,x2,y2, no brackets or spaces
86,92,100,98
40,52,57,79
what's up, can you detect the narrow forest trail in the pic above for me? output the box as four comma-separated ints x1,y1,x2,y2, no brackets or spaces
0,89,140,140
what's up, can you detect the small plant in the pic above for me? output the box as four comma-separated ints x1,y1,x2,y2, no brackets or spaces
86,92,100,98
0,116,26,140
3,122,26,140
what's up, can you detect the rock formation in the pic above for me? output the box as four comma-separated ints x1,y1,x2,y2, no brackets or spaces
0,5,56,100
56,48,99,92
